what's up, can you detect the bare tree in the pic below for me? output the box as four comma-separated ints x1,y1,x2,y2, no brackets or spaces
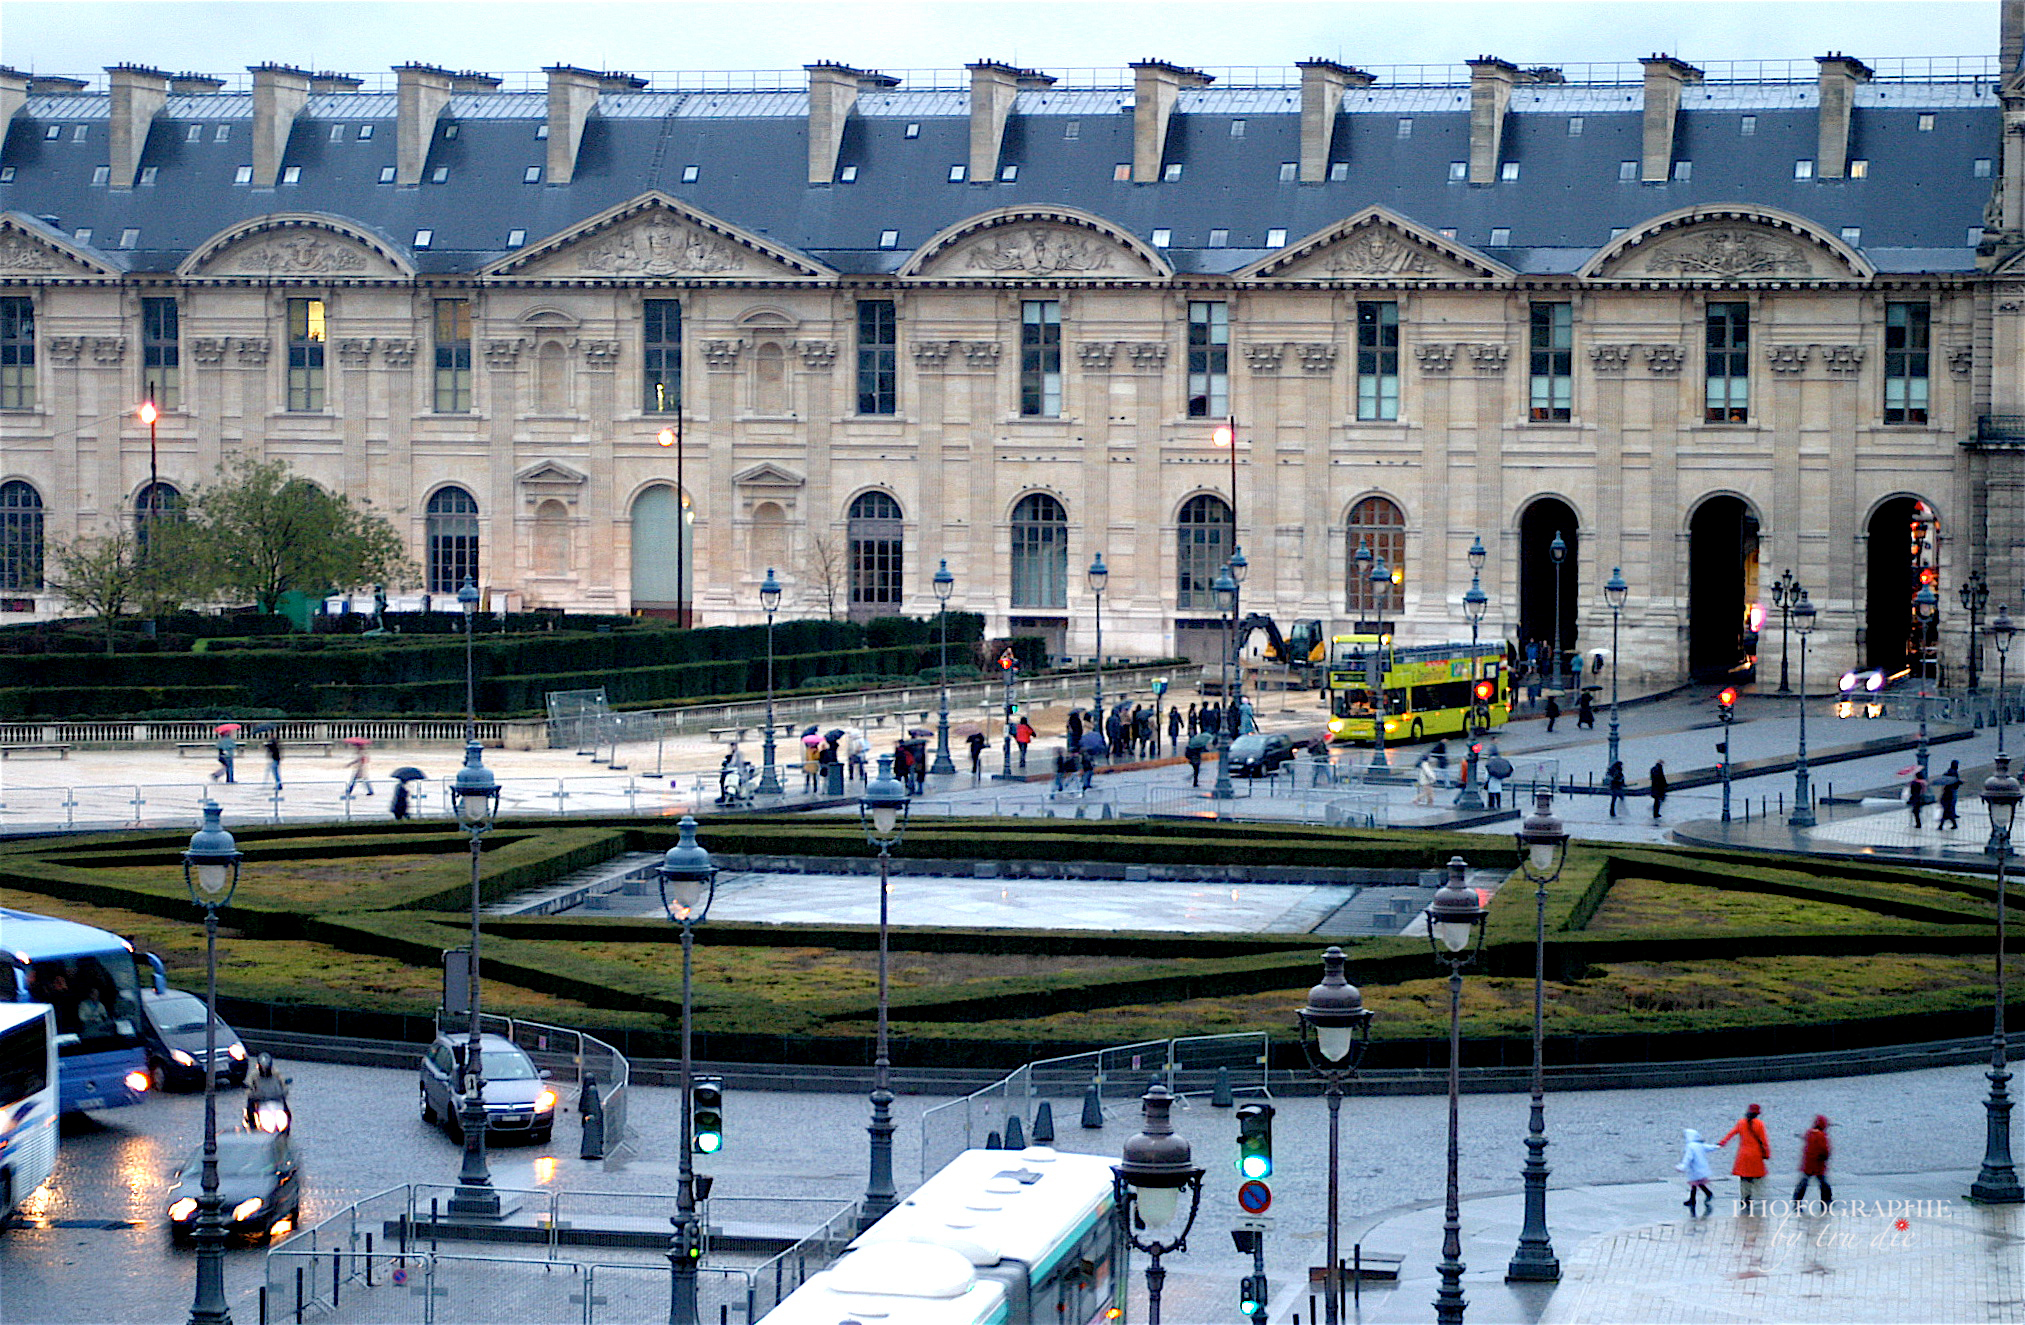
803,533,847,620
45,525,154,654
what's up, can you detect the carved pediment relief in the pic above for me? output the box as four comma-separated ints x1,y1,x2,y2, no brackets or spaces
1582,207,1872,282
1243,209,1511,282
484,194,830,281
0,214,119,276
901,208,1169,280
517,460,589,508
732,463,805,489
179,213,412,280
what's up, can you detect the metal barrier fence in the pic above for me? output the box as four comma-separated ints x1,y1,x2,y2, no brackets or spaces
0,718,505,747
919,1031,1271,1177
436,1012,630,1159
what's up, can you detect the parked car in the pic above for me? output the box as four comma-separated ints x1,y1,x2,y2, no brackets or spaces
165,1128,302,1243
1226,732,1299,777
139,986,247,1092
418,1032,558,1145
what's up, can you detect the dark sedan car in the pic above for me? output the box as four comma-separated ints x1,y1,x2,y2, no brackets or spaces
418,1032,559,1145
139,987,247,1092
166,1129,302,1243
1226,732,1299,777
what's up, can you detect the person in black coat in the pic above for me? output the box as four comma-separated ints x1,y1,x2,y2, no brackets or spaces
1649,759,1669,819
1576,691,1596,729
1544,695,1561,732
1937,759,1963,830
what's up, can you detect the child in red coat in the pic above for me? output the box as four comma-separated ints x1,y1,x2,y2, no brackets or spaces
1793,1115,1832,1204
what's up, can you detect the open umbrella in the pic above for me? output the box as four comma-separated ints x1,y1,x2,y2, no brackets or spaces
825,728,846,742
251,722,277,734
907,727,933,738
1186,731,1215,753
802,733,823,748
213,723,241,734
343,737,371,748
391,767,427,782
1079,731,1108,756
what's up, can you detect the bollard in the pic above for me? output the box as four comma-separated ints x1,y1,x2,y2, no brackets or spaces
1032,1100,1056,1143
258,1285,268,1325
333,1247,341,1310
1004,1114,1025,1149
1211,1065,1234,1107
579,1070,606,1160
1081,1079,1105,1129
366,1231,374,1287
295,1265,304,1323
985,1129,1002,1149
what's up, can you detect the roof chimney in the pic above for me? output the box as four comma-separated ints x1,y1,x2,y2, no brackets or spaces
806,62,896,185
1130,59,1213,183
1466,57,1519,185
1640,55,1702,182
394,63,454,186
28,74,86,94
309,72,363,93
0,68,28,143
1298,59,1373,183
2006,0,2024,72
598,71,647,91
1815,53,1873,179
105,64,169,189
968,61,1053,184
169,72,225,94
250,63,311,188
544,64,601,185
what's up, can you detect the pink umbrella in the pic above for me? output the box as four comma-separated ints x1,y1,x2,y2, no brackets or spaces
802,734,823,748
214,724,241,734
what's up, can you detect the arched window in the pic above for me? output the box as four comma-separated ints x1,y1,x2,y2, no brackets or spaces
426,486,480,593
1345,497,1406,615
0,480,43,591
533,499,570,576
847,490,903,619
753,342,787,415
751,500,787,578
1176,493,1232,610
134,481,184,556
1010,493,1068,609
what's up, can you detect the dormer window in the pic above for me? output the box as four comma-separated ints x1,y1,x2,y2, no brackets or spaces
282,165,301,184
233,165,252,184
904,123,919,138
523,166,541,183
839,165,858,182
1500,161,1519,181
140,166,159,185
358,124,374,140
1164,163,1183,181
378,166,396,184
999,164,1017,182
878,229,898,248
1151,228,1171,247
442,123,458,140
681,164,699,183
432,166,449,183
948,164,966,182
506,228,526,247
1266,227,1286,247
91,165,110,185
414,228,433,248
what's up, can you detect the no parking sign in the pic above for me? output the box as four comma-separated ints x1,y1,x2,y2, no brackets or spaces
1237,1179,1272,1214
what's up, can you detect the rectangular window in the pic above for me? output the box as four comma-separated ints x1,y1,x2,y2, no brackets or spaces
681,164,699,183
234,165,253,184
1355,301,1400,421
642,298,681,414
879,229,899,248
1704,302,1749,423
358,124,374,140
522,166,540,183
431,166,449,183
1976,158,1994,178
1673,160,1692,180
140,166,158,185
1164,163,1184,181
999,163,1017,182
1266,227,1287,247
1567,116,1584,136
432,298,472,413
378,166,396,184
1397,118,1413,138
214,125,229,141
1884,302,1930,425
91,165,109,185
1918,113,1936,132
1231,120,1247,138
1528,302,1572,422
1848,159,1869,178
1207,228,1228,247
1113,164,1130,181
1449,161,1468,181
1741,115,1757,136
1618,160,1638,181
1329,161,1349,181
1499,161,1519,181
1489,227,1511,245
281,165,300,184
1278,162,1296,181
1151,228,1171,247
506,228,526,248
117,228,138,249
1064,120,1080,140
186,125,203,142
1186,301,1228,418
286,297,326,412
948,165,966,182
840,165,858,182
1020,300,1062,417
1841,226,1862,244
141,296,180,410
856,299,896,415
330,125,346,141
0,298,33,411
1794,159,1814,179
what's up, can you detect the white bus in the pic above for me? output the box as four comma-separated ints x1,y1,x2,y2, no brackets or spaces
0,1003,59,1223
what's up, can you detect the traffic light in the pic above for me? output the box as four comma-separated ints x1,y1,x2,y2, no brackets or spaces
1716,687,1738,724
1235,1102,1274,1178
999,649,1016,672
1239,1274,1269,1317
691,1076,724,1154
1473,679,1495,706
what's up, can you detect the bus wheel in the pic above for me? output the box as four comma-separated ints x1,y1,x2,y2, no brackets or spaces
1409,719,1423,742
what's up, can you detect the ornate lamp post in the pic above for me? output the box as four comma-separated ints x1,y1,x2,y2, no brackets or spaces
656,416,688,626
1916,582,1938,781
1995,608,2016,759
1973,756,2025,1204
458,576,480,738
1212,563,1240,800
656,817,719,1323
859,756,911,1225
1963,570,1991,692
1549,532,1568,691
1604,568,1627,778
1426,857,1489,1325
182,803,242,1325
1457,571,1488,809
446,740,502,1219
1089,552,1109,727
1297,948,1375,1325
1507,795,1566,1282
756,569,784,795
1228,546,1249,752
1769,568,1798,694
1789,589,1818,828
1112,1083,1204,1325
1368,556,1393,775
929,560,957,776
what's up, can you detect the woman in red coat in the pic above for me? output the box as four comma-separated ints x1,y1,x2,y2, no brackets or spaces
1793,1115,1832,1204
1719,1103,1771,1205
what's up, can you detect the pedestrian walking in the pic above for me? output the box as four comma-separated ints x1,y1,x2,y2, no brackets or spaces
1079,747,1095,791
1168,706,1183,749
1676,1127,1719,1216
1238,697,1257,735
1719,1103,1772,1207
1414,753,1438,806
1649,759,1668,819
967,730,987,782
1544,695,1561,732
1309,739,1332,787
819,736,841,790
265,734,283,790
892,741,915,796
1484,745,1512,809
1937,760,1963,830
1907,770,1929,829
211,730,237,784
1052,746,1073,793
848,733,868,783
1606,759,1627,818
1185,740,1204,788
1576,691,1595,729
390,778,412,821
1067,708,1084,747
342,741,374,799
1014,717,1034,770
1792,1115,1833,1206
1526,668,1543,711
1186,703,1199,736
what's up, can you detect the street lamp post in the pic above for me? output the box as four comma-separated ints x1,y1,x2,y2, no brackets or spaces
859,757,911,1226
1995,608,2016,760
1507,796,1566,1282
1963,571,1991,693
1789,589,1818,828
930,560,957,776
1458,569,1488,810
446,740,501,1219
1973,755,2025,1204
1917,582,1938,782
1227,547,1249,755
182,803,242,1325
656,414,688,627
1604,568,1627,779
1212,563,1240,800
458,577,480,738
756,569,784,796
656,817,719,1323
1426,857,1489,1325
1112,1083,1205,1325
1368,557,1393,775
1089,552,1109,725
1297,948,1375,1325
1770,568,1798,694
1549,531,1568,692
138,393,161,572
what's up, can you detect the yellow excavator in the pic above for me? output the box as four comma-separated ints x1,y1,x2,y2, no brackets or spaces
1237,614,1326,688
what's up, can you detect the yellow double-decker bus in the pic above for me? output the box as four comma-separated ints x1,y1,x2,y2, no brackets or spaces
1324,636,1510,745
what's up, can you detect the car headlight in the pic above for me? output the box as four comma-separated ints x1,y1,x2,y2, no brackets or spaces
169,1198,198,1222
1327,718,1347,733
126,1070,151,1093
536,1089,558,1114
170,1049,197,1067
227,1043,246,1061
232,1197,266,1222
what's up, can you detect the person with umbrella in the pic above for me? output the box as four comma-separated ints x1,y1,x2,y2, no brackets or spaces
801,733,822,794
818,731,842,791
211,724,239,784
390,766,426,820
966,729,987,783
1483,743,1513,810
1078,728,1104,790
1184,729,1212,788
342,738,374,799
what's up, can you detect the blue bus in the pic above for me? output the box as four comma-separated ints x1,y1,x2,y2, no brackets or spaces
0,1003,59,1218
1,909,150,1113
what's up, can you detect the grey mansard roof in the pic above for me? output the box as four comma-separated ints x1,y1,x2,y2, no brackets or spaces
0,75,2000,278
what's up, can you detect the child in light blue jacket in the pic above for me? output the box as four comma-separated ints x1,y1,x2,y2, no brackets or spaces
1676,1127,1718,1215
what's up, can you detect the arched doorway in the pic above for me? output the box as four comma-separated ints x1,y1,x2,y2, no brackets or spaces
1865,496,1933,673
847,490,904,623
1344,496,1406,622
631,484,691,621
1518,498,1578,681
1687,495,1761,682
425,486,480,594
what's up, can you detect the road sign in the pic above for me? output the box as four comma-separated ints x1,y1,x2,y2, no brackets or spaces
1237,1179,1273,1214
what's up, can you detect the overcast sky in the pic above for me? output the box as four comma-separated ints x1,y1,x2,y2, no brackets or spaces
0,0,2002,84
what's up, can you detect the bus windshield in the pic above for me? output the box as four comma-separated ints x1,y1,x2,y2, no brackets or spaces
25,953,141,1056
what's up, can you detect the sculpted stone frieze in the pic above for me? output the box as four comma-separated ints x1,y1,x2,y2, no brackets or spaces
1951,345,1975,377
797,340,838,370
1077,342,1116,371
1297,343,1338,373
912,341,954,367
90,336,126,365
1320,229,1438,277
483,338,527,370
1244,343,1284,374
228,235,371,275
960,341,1002,368
576,219,747,277
1589,344,1636,373
1644,344,1685,374
1767,345,1812,374
1640,227,1812,278
1125,342,1168,371
1820,344,1865,376
701,339,745,369
1413,343,1455,374
581,340,621,366
337,338,376,366
46,336,85,363
1467,343,1509,373
0,233,64,273
961,226,1114,277
234,337,271,366
193,338,228,366
380,338,418,367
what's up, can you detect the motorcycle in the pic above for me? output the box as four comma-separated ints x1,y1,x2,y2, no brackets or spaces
244,1054,292,1133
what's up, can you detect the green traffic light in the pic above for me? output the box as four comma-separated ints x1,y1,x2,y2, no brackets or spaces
1235,1102,1274,1179
1238,1152,1271,1179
